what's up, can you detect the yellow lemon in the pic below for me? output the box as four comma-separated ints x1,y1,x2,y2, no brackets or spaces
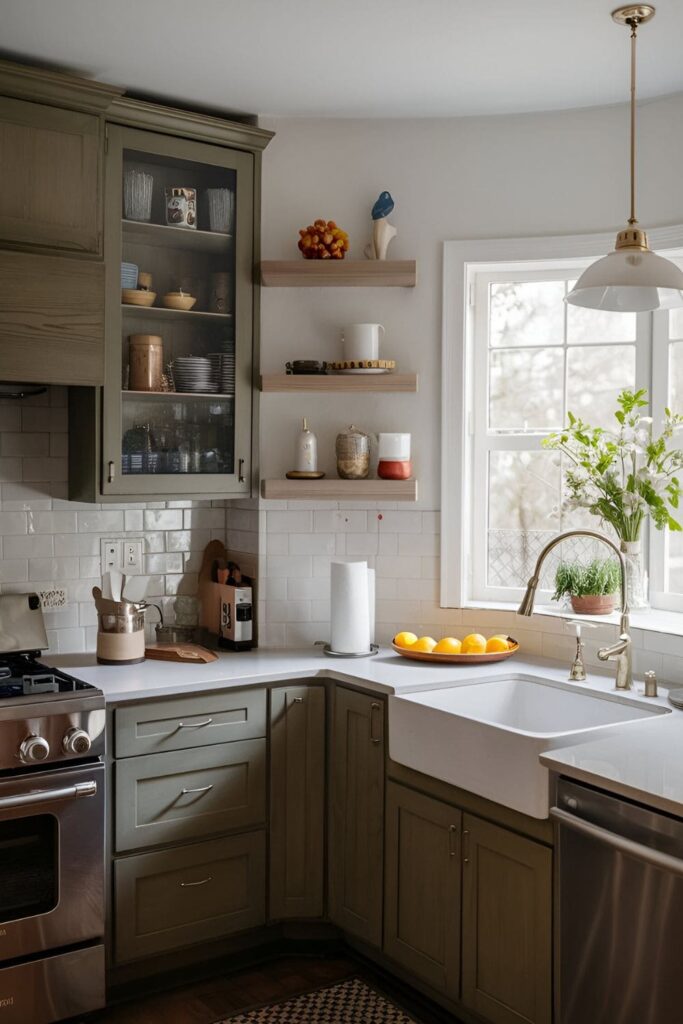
486,636,510,653
412,636,437,653
433,637,462,654
394,631,418,649
461,633,487,654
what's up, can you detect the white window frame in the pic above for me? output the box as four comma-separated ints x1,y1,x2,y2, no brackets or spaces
441,225,683,611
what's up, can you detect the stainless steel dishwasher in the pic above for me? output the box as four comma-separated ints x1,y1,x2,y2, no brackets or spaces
552,777,683,1024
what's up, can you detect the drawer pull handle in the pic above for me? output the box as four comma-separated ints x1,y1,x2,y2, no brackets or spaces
179,876,213,888
448,824,458,858
292,697,304,704
370,702,382,744
181,785,214,796
177,718,213,729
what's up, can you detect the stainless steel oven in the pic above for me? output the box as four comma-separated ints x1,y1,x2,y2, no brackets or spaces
0,593,106,1024
553,776,683,1024
0,762,105,961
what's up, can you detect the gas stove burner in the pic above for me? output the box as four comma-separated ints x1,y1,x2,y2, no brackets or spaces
0,654,100,701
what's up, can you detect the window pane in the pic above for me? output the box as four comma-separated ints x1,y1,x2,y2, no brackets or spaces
489,348,564,430
490,281,565,348
487,451,561,588
566,345,636,429
670,308,683,341
567,295,636,344
671,342,683,413
670,533,683,594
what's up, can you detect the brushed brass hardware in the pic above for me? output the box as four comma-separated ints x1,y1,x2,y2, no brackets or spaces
238,458,246,483
107,460,115,483
292,697,304,703
370,702,382,744
449,824,458,857
644,670,658,697
177,718,213,729
180,785,213,796
179,876,213,888
463,828,470,864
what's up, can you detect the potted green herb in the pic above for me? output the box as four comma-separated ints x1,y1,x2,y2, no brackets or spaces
553,558,621,615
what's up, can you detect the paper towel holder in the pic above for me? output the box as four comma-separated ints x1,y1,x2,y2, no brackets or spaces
315,641,380,658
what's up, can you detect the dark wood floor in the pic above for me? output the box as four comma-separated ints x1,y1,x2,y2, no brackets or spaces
88,953,460,1024
91,955,360,1024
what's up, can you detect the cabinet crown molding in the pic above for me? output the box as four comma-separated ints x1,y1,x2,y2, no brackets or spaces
0,58,123,113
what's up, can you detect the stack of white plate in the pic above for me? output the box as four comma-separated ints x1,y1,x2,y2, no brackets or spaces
172,357,214,393
208,352,236,394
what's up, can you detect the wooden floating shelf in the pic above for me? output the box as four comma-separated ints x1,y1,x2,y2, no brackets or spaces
122,219,233,253
123,390,234,400
260,373,418,393
260,260,417,288
121,304,232,323
261,478,418,502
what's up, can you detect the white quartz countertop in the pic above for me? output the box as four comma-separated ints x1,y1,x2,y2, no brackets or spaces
49,647,588,703
47,646,683,816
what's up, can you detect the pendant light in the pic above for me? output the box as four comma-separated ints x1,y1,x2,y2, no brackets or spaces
567,5,683,313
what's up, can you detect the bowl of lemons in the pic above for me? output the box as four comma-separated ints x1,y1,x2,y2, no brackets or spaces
391,632,519,664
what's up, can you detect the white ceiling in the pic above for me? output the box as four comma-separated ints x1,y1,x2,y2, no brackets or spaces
2,0,683,119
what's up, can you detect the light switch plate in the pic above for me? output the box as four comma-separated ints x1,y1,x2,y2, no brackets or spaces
101,538,144,576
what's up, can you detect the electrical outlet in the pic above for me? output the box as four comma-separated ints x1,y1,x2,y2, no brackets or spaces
100,538,144,576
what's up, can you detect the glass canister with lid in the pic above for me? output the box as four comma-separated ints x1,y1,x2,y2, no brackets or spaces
335,425,370,479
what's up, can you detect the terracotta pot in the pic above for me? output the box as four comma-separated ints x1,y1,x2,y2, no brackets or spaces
570,594,616,615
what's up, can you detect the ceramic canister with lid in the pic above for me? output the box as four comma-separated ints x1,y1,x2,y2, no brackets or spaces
377,432,412,480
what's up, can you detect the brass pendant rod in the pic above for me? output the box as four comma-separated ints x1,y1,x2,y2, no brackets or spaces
628,18,638,225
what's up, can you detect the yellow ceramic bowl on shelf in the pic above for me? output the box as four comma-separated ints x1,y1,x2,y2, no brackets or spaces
162,292,197,311
122,288,156,307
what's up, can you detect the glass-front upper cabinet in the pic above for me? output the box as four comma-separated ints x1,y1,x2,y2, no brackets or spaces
101,125,254,497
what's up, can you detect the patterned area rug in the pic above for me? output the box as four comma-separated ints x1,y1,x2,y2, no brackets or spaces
220,977,422,1023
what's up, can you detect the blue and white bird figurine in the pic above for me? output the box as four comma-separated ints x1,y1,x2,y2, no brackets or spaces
371,191,395,221
366,190,397,261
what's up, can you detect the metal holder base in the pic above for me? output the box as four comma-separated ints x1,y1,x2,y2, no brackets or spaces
316,642,380,659
611,5,656,27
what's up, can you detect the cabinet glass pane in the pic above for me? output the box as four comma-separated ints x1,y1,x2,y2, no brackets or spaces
120,148,236,477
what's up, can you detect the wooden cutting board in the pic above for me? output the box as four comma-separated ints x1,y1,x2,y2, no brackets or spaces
144,643,218,663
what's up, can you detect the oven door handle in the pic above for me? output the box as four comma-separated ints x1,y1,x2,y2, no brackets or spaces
551,805,683,878
0,780,98,810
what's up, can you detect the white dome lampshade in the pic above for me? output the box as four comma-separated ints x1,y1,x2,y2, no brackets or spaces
567,227,683,312
567,5,683,314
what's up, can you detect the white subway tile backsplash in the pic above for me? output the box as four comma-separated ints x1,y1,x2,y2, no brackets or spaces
0,458,23,482
22,458,67,482
78,511,125,533
1,433,49,457
29,511,76,534
29,557,79,581
289,533,336,555
0,512,27,534
144,509,183,531
124,510,143,532
183,508,224,530
269,510,313,533
145,553,184,575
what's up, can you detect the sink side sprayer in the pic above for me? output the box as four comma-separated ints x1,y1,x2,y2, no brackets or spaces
517,530,632,690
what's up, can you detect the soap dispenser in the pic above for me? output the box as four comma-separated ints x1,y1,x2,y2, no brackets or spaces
295,418,318,473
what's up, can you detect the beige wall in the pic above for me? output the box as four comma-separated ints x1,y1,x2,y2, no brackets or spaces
259,93,683,507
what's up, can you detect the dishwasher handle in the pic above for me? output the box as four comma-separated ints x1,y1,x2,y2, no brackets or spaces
551,805,683,879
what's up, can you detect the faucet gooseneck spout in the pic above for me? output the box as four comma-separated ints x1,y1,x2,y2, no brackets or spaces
516,529,632,690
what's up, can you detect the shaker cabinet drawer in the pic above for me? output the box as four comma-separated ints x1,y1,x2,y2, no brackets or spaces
115,689,267,757
114,832,266,962
115,738,266,852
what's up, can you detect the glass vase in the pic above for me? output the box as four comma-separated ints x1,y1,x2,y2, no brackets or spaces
620,540,649,610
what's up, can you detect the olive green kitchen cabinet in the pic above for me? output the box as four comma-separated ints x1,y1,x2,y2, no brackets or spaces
269,685,326,920
114,832,266,963
383,782,461,1001
70,120,265,501
329,687,385,948
0,95,103,255
462,814,552,1024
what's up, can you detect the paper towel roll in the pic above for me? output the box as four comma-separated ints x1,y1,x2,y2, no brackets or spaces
330,560,371,655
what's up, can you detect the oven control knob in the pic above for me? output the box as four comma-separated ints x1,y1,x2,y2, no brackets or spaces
20,734,50,763
62,728,91,756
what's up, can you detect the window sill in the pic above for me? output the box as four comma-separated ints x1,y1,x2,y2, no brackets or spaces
462,600,683,637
